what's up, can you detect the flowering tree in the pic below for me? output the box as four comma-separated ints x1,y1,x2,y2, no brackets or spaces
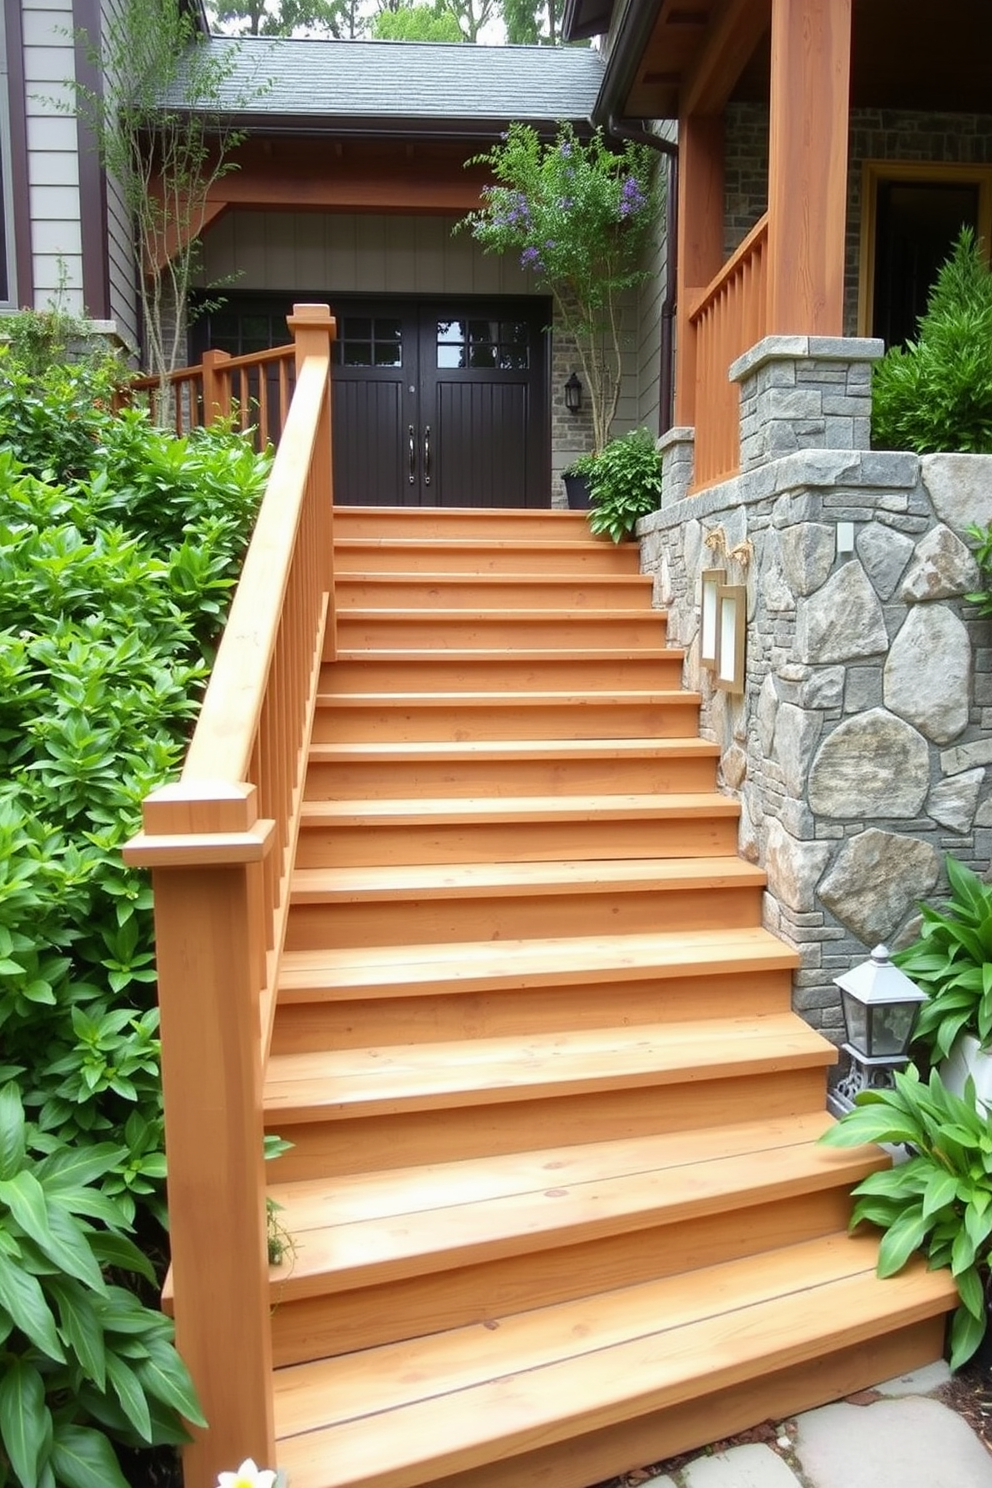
460,123,656,453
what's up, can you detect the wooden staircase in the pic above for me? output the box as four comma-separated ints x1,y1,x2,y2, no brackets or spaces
257,507,954,1488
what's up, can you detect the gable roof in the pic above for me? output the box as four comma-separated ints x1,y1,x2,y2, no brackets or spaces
180,36,605,135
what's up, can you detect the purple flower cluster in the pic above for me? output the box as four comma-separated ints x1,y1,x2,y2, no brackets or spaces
520,246,543,271
618,175,647,220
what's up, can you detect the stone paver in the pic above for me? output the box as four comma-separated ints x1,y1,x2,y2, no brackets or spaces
873,1360,952,1397
681,1443,800,1488
793,1397,992,1488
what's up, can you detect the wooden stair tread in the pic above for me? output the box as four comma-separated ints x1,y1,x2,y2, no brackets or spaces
329,648,683,664
340,608,662,620
290,855,766,902
272,1237,957,1488
319,690,697,706
299,792,740,825
337,573,653,587
308,737,719,762
278,926,799,997
266,1114,885,1297
262,1014,836,1120
335,538,631,553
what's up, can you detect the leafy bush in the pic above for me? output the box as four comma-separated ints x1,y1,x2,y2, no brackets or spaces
586,428,662,542
0,337,269,1484
893,856,992,1061
872,227,992,453
821,1065,992,1369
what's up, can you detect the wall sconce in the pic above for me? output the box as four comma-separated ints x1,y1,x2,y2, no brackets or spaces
700,568,724,668
564,373,582,414
828,945,927,1117
715,584,747,694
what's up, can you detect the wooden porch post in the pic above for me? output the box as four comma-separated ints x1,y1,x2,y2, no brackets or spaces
766,0,853,334
675,111,726,427
124,783,276,1488
287,305,337,659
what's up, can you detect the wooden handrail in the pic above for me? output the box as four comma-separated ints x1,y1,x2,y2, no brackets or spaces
688,212,769,491
123,305,336,1488
122,342,299,452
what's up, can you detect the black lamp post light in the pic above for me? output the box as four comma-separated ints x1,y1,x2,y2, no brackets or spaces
828,945,928,1118
564,373,583,414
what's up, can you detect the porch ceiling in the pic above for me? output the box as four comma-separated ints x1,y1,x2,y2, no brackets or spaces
606,0,992,121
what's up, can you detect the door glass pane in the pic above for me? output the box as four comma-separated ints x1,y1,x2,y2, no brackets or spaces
344,342,374,367
338,316,403,368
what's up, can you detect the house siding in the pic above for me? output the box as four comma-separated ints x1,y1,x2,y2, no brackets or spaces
22,0,85,311
97,0,138,345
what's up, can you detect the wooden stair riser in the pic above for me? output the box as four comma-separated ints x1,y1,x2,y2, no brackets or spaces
320,656,685,694
264,1067,832,1181
304,745,718,800
269,1185,860,1366
270,966,797,1052
330,614,667,651
284,882,765,949
333,510,592,541
401,1320,946,1488
313,698,700,743
334,540,643,576
294,812,740,869
335,576,655,611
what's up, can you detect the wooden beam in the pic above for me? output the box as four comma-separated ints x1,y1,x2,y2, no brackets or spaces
674,111,725,426
766,0,852,334
683,0,771,116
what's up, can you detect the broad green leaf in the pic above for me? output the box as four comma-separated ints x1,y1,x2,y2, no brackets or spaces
106,1351,152,1443
949,1299,988,1370
876,1204,930,1278
31,1144,124,1193
51,1422,130,1488
954,1261,986,1321
0,1247,64,1360
133,1336,207,1427
921,1167,959,1219
87,1230,156,1285
952,1224,979,1275
0,1358,50,1488
46,1275,106,1390
0,1082,26,1181
37,1199,106,1295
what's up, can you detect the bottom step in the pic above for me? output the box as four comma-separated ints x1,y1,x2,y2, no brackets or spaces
273,1233,956,1488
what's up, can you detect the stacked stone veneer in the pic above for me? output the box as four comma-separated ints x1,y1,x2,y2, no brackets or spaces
639,335,992,1043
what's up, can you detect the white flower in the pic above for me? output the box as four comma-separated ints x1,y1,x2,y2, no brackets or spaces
217,1459,277,1488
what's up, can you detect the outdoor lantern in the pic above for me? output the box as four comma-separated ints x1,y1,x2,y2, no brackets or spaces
699,568,724,668
829,945,928,1115
564,373,583,413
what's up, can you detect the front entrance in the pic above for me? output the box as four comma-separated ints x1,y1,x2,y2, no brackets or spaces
193,294,550,507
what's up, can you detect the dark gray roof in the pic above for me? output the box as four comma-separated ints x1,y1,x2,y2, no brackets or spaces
185,36,605,131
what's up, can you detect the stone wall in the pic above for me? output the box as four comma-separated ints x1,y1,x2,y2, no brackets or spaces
639,335,992,1043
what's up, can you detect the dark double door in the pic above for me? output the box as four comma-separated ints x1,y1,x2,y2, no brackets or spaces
331,299,549,507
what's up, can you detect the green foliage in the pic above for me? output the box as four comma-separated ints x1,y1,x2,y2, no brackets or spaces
460,123,657,452
0,348,268,1483
0,1082,206,1488
893,856,992,1062
872,228,992,454
585,428,662,543
821,1065,992,1369
964,521,992,617
372,5,463,39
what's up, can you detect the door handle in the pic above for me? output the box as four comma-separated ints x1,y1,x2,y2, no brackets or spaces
408,424,416,484
424,424,431,486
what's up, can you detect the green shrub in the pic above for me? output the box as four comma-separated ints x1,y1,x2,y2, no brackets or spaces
872,227,992,454
586,428,662,543
0,343,269,1484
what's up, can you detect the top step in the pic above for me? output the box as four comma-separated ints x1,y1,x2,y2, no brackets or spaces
334,507,594,541
334,537,642,576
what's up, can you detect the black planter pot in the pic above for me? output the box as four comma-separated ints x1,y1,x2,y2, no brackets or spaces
563,472,592,510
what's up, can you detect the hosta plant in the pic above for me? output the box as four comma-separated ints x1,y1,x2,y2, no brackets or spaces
0,1082,205,1488
820,1065,992,1369
586,428,662,542
893,855,992,1061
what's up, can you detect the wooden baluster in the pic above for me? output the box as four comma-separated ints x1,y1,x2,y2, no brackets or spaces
201,350,232,430
123,782,276,1488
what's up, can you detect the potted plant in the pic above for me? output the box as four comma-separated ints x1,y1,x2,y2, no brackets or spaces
585,427,662,541
820,1064,991,1368
562,450,599,511
459,121,656,464
894,855,992,1106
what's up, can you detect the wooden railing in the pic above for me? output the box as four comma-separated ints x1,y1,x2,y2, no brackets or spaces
124,343,298,453
688,212,769,491
123,306,336,1488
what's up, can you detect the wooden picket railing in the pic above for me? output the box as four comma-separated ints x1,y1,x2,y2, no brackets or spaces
125,343,298,452
123,306,336,1488
688,212,769,491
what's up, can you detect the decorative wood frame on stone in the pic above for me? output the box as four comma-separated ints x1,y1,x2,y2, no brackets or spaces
700,567,725,668
857,161,992,337
715,584,746,695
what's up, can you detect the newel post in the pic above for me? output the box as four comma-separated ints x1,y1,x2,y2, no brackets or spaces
287,304,337,658
201,348,232,427
124,781,276,1488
